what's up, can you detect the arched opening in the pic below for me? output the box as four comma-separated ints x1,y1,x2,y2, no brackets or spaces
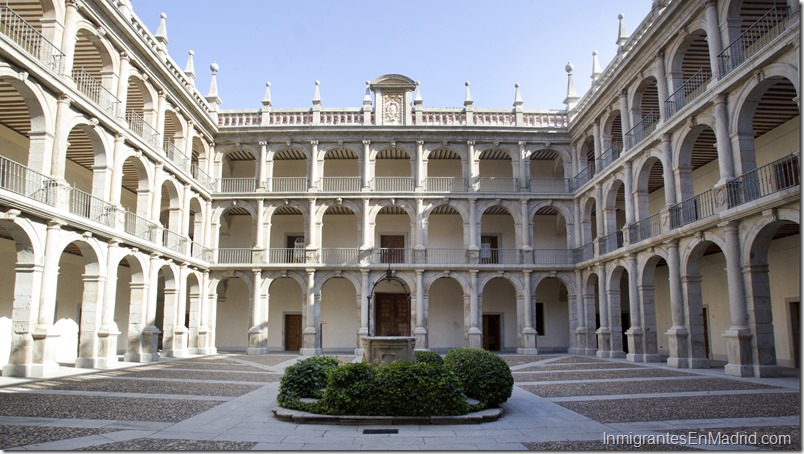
370,272,411,337
478,147,515,192
426,147,464,191
0,79,34,168
321,147,359,192
585,273,601,350
270,147,307,192
639,255,667,363
119,155,149,218
677,125,718,203
374,146,412,192
425,205,466,264
608,266,630,356
684,241,727,367
723,0,790,56
268,205,304,264
54,240,100,366
530,148,567,193
153,265,180,355
428,277,465,351
532,206,570,264
214,277,250,352
745,219,800,373
216,205,255,264
266,276,303,352
158,180,182,240
580,136,596,181
162,109,186,163
602,112,623,158
219,146,256,192
631,157,666,243
321,205,359,265
320,277,357,352
601,181,626,254
184,272,200,350
581,198,598,246
481,277,517,352
375,205,411,264
666,29,712,117
124,76,157,146
65,124,108,211
72,27,116,114
0,221,23,369
480,205,516,264
534,277,571,352
626,77,660,148
114,255,144,359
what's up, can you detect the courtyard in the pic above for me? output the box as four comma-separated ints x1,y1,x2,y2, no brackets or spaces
0,353,798,451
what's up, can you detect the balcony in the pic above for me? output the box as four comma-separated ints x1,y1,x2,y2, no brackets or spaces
320,248,360,265
68,187,115,228
572,166,593,190
0,155,55,205
573,242,594,263
532,249,575,265
125,109,161,150
628,213,662,244
163,229,189,255
371,248,411,264
425,177,465,192
670,189,718,229
72,68,122,119
595,142,623,173
624,111,659,149
426,248,468,265
718,6,789,79
373,177,414,192
725,154,799,207
0,5,65,74
320,177,361,192
267,247,306,264
664,68,712,119
216,248,253,264
530,178,573,194
164,140,191,174
266,177,307,192
191,164,216,192
124,212,160,243
217,178,256,193
479,248,521,264
598,230,624,255
477,177,518,192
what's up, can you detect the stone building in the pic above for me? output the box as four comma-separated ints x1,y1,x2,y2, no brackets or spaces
0,0,798,378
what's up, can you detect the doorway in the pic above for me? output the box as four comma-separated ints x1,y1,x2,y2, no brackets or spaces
790,301,800,368
483,314,501,351
702,307,710,359
480,235,499,264
284,313,302,352
380,235,405,263
374,293,410,336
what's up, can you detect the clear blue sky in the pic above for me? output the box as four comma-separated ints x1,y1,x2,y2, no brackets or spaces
130,0,653,110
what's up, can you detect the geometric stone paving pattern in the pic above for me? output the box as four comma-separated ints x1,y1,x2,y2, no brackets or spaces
0,353,799,450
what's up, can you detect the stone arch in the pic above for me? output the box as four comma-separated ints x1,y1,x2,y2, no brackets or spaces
477,272,524,297
268,144,311,162
369,199,416,224
314,199,363,224
124,72,157,115
673,114,718,170
265,199,309,224
0,63,55,158
370,144,413,161
528,200,573,225
314,271,361,296
208,270,255,296
475,199,522,225
423,271,470,296
212,199,257,227
532,272,576,298
261,270,307,294
741,208,799,266
422,199,469,225
680,232,728,275
72,21,119,81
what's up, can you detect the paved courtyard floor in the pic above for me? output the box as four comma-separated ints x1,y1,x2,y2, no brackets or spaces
0,353,799,451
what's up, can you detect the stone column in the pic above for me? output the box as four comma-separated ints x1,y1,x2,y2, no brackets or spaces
50,95,72,181
248,269,268,354
623,161,635,225
197,270,214,354
253,198,265,263
359,270,369,343
169,263,190,357
30,221,65,376
306,198,317,263
116,52,131,113
638,281,660,362
60,0,81,76
362,140,372,190
141,253,161,362
713,94,736,185
415,140,425,190
519,270,537,354
413,270,427,349
518,142,529,191
665,239,689,368
155,91,166,140
96,240,121,368
520,199,532,263
308,141,319,190
257,141,267,189
468,270,482,348
654,52,668,121
721,221,752,376
468,198,479,263
467,141,478,191
743,263,780,377
704,0,724,79
625,253,643,362
592,121,602,159
301,269,320,356
619,90,632,148
595,264,611,357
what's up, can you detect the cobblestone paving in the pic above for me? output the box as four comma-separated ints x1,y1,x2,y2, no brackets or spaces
522,377,781,397
513,367,695,382
549,356,608,364
0,425,121,449
523,440,701,450
500,355,556,365
228,354,300,366
14,376,262,396
145,362,268,371
557,393,801,423
0,393,222,421
517,362,643,371
98,368,282,382
80,438,257,451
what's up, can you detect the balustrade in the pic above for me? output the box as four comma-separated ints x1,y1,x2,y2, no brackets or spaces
126,109,161,149
68,187,115,227
216,248,253,264
0,5,64,74
0,155,55,205
72,68,122,118
532,249,575,265
319,177,361,192
530,178,573,193
373,177,414,192
624,112,659,149
670,189,717,229
191,164,216,191
425,248,468,264
425,177,464,192
725,153,799,207
664,68,711,119
573,243,594,263
599,230,624,255
267,247,306,263
320,248,360,265
718,6,789,78
124,212,159,242
164,140,191,173
217,178,256,193
477,177,518,192
628,213,662,244
595,142,623,172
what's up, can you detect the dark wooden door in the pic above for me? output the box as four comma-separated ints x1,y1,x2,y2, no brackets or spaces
480,235,498,264
375,293,410,336
380,235,405,263
791,301,800,368
483,314,501,351
702,307,710,359
284,313,302,352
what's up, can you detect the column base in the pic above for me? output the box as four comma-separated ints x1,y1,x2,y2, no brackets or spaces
597,350,625,359
300,348,322,356
688,357,710,369
753,364,781,377
75,356,117,369
665,326,689,368
626,353,644,362
413,327,428,351
517,348,539,355
643,353,662,363
568,348,597,356
246,347,269,355
724,327,752,377
192,347,217,356
124,352,159,363
468,327,482,349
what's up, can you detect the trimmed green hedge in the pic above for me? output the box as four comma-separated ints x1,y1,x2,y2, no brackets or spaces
277,356,341,409
444,348,513,407
414,350,444,364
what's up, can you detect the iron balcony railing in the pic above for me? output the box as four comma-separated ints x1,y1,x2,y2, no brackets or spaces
596,142,623,173
573,242,594,263
664,68,712,119
373,177,414,192
628,212,662,244
530,178,573,194
320,248,360,265
426,177,465,192
725,153,799,207
372,248,411,264
670,188,718,229
532,249,575,265
217,178,256,193
268,247,306,263
216,248,253,264
68,187,115,227
479,248,521,264
162,229,189,255
0,155,55,205
477,177,518,192
124,211,160,243
72,67,122,118
599,230,624,255
192,241,213,262
718,6,789,78
426,248,468,264
624,111,659,149
0,5,65,74
320,177,361,192
125,109,161,149
267,177,308,192
163,140,191,174
572,165,593,190
191,164,216,192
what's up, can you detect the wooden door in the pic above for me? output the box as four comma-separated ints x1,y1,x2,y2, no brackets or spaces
482,314,501,351
702,307,710,359
375,293,410,336
286,235,305,263
284,313,302,352
380,235,405,263
480,235,498,264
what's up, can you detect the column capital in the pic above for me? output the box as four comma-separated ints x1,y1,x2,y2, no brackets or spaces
252,268,262,275
310,140,319,146
467,140,476,146
416,140,424,146
47,219,65,229
362,139,371,145
654,50,665,60
258,141,267,147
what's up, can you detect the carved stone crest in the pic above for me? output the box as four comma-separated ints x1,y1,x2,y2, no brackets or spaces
383,93,403,125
